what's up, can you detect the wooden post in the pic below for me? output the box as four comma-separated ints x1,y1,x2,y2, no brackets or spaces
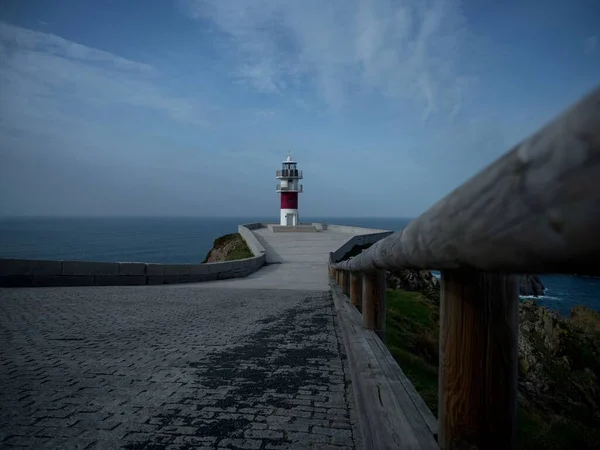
376,270,386,341
438,270,518,450
350,272,362,310
362,270,386,340
342,271,350,296
362,272,376,329
328,253,334,279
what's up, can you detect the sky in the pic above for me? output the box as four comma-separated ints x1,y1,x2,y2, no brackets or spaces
0,0,598,218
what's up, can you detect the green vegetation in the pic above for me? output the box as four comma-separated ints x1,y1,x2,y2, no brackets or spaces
571,305,600,335
202,233,253,263
516,405,600,450
385,289,439,413
385,288,600,450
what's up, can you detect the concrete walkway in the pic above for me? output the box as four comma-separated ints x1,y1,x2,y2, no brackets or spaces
179,228,355,291
253,228,352,265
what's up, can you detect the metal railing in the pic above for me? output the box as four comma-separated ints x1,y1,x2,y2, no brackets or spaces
276,169,303,178
276,184,303,192
329,86,600,450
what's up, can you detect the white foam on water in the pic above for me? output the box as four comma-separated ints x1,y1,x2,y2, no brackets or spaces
520,295,562,302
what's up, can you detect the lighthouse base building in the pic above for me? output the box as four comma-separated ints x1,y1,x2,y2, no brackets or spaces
276,155,303,226
280,204,298,227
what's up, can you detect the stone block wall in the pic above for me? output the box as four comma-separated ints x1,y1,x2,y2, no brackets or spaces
0,224,266,288
238,223,267,256
270,225,318,233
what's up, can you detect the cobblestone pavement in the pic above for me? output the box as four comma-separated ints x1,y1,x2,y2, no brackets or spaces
0,286,359,449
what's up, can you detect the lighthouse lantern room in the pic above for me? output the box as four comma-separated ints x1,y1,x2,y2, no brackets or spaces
276,154,303,226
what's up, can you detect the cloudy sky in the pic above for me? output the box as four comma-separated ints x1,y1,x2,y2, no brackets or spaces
0,0,598,218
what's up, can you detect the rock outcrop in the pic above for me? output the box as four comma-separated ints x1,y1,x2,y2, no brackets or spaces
520,274,546,296
203,233,253,263
386,268,440,292
385,269,545,299
570,305,600,335
346,246,545,297
518,300,600,423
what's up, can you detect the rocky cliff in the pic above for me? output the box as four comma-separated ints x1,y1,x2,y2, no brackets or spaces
387,269,440,291
520,274,546,296
386,269,441,303
518,300,600,440
385,269,545,298
382,267,599,448
203,233,253,263
570,305,600,335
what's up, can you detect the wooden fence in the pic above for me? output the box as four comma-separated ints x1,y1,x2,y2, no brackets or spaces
329,86,600,450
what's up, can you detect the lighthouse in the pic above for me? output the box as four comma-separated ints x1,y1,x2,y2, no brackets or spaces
276,154,303,226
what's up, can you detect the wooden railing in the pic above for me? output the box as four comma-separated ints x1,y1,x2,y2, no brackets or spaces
329,86,600,450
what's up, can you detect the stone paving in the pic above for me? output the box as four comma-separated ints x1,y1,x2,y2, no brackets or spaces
0,286,360,449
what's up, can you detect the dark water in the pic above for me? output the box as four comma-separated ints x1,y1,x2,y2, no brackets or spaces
0,217,258,264
0,216,597,315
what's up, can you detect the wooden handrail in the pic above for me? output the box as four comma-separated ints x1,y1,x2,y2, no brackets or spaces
329,86,600,450
332,86,600,275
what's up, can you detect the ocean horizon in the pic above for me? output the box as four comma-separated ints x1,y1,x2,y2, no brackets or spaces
1,216,598,316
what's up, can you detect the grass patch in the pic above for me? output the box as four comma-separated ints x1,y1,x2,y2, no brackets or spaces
385,289,440,413
223,236,253,261
517,405,600,450
386,289,439,365
388,345,439,413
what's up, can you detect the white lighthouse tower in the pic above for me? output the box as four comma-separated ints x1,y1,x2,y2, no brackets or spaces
276,154,303,226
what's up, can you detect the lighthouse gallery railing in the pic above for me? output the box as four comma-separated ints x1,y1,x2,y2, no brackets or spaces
276,184,303,192
276,169,303,178
329,86,600,450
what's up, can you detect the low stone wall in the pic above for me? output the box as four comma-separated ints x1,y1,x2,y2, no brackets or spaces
238,223,267,255
270,225,318,233
239,222,265,231
325,224,392,235
0,224,267,288
331,231,394,263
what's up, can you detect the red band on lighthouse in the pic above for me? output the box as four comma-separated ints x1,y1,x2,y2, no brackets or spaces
280,192,298,209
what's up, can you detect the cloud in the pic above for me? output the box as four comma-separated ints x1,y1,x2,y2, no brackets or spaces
181,0,473,120
0,22,154,73
585,35,597,55
0,21,208,127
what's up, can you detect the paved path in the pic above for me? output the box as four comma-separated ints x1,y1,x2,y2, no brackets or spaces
252,229,352,265
179,228,355,291
0,286,360,449
0,227,374,449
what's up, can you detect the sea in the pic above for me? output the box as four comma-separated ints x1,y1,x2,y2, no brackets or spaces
1,216,598,316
